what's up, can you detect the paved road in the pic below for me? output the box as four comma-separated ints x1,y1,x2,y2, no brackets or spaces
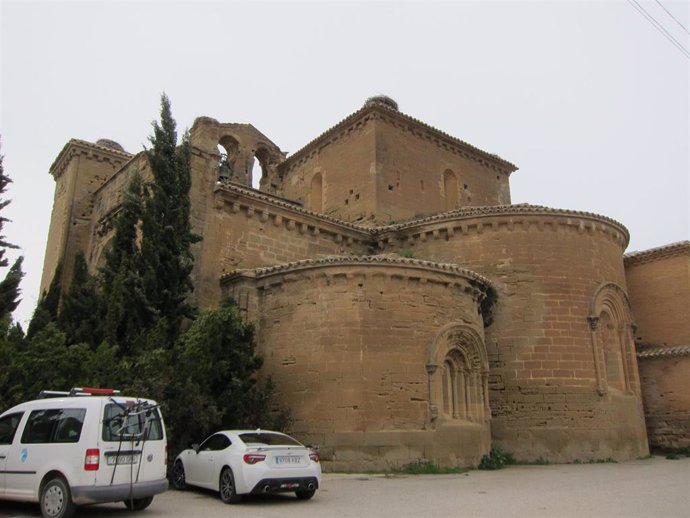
2,456,689,517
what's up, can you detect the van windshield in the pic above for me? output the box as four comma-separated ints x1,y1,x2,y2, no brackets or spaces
102,402,163,442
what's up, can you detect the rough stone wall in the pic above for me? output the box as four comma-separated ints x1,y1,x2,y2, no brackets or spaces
222,259,491,470
87,154,149,269
373,116,512,222
193,186,372,310
625,244,690,346
626,243,690,449
280,106,515,226
42,140,132,294
280,116,378,222
638,354,690,449
378,208,648,461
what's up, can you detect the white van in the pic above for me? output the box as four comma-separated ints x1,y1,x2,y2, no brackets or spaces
0,387,168,518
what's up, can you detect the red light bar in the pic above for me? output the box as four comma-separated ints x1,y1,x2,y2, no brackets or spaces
70,387,121,396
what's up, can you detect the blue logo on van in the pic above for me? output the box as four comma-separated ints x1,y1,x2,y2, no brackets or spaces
20,448,28,463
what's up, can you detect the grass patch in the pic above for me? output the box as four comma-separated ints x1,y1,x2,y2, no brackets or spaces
391,460,469,475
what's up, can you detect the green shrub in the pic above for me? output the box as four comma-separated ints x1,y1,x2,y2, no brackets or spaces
478,447,515,470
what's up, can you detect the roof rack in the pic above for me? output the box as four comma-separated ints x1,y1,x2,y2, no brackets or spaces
38,387,122,399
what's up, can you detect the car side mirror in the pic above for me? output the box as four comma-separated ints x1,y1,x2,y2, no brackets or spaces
191,443,200,453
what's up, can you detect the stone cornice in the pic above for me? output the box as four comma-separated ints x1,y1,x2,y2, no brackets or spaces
637,344,690,360
213,183,374,244
213,185,631,250
624,241,690,267
220,254,494,290
279,102,517,175
50,139,133,180
372,204,630,249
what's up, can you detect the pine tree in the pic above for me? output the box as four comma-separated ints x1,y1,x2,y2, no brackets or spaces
0,140,23,322
140,94,199,344
0,140,19,268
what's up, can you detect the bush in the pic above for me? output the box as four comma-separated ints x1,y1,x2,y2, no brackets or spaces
478,447,515,470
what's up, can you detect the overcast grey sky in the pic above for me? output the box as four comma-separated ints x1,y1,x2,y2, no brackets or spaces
1,0,689,327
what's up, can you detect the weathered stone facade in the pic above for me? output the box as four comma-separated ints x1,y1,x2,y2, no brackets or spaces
41,96,687,470
625,242,690,449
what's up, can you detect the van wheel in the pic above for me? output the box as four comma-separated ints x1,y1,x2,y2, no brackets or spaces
124,496,154,511
40,476,75,518
219,467,242,504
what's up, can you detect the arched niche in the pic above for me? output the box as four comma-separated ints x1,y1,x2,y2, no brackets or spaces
426,323,490,424
587,282,638,396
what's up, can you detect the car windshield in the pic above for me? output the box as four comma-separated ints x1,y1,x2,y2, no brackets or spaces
239,432,302,446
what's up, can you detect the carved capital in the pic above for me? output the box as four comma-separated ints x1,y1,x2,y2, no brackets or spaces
587,315,599,331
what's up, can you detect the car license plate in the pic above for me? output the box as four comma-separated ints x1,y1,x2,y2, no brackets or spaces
106,454,139,465
275,455,302,465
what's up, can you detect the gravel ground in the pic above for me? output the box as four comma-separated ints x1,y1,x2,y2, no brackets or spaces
2,456,689,518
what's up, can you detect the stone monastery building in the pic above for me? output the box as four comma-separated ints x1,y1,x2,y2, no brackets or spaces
42,96,689,470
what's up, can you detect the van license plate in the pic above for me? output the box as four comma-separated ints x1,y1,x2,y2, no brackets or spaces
275,456,301,465
107,454,138,465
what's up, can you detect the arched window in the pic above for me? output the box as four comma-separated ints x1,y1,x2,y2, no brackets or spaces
311,173,323,213
218,136,242,184
443,169,459,211
428,324,489,424
588,283,638,396
252,148,270,190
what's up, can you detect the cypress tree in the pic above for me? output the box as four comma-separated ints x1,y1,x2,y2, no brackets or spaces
58,252,102,347
140,94,199,344
26,262,62,340
100,173,154,353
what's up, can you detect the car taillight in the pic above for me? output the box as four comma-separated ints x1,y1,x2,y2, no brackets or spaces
84,448,100,471
165,445,169,465
309,451,320,463
243,453,266,465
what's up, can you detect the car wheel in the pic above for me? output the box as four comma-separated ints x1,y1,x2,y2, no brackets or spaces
295,488,316,500
40,476,75,518
172,460,187,490
219,467,242,504
123,496,154,511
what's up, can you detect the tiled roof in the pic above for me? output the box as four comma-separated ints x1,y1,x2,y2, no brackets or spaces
377,203,629,237
220,254,493,287
637,344,690,359
624,241,690,266
280,100,517,173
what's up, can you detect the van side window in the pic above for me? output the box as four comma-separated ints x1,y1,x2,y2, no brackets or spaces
21,409,86,444
102,404,163,442
0,412,23,444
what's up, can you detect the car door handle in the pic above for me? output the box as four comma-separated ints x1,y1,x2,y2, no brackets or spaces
0,455,6,459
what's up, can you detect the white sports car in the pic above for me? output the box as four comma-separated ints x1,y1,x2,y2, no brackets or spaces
171,430,321,503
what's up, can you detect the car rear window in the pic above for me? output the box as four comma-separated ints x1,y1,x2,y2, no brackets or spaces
102,403,163,442
239,432,302,446
21,408,86,444
0,412,24,445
